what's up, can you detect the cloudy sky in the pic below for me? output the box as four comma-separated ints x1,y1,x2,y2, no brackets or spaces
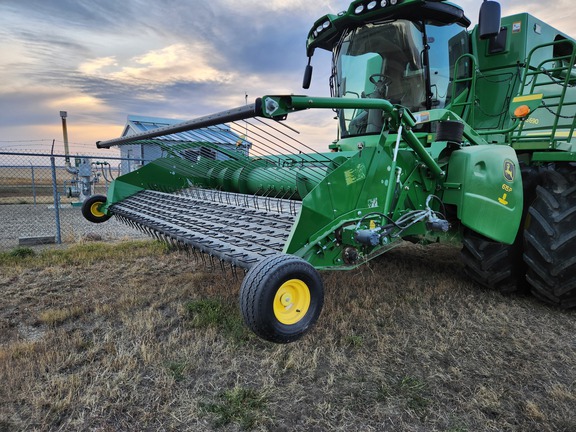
0,0,574,154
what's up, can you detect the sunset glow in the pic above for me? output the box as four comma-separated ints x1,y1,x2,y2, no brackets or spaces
0,0,574,154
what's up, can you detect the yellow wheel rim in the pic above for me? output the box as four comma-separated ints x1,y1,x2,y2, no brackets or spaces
90,202,105,218
273,279,311,325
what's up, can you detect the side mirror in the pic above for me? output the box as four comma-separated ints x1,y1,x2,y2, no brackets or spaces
478,0,501,40
303,63,313,90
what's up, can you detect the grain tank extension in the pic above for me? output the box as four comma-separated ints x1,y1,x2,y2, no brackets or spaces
84,0,576,343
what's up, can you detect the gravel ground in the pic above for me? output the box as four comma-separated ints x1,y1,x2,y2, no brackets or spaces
0,204,147,250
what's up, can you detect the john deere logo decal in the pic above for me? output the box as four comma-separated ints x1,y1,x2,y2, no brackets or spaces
504,160,515,182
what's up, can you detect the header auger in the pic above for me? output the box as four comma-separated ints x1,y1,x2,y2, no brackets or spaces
85,0,576,343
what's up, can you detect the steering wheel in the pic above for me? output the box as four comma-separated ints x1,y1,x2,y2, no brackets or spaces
369,74,392,86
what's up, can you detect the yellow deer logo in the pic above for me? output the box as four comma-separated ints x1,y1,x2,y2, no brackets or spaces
504,160,515,182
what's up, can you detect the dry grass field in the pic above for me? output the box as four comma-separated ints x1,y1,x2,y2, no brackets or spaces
0,240,574,431
0,166,55,204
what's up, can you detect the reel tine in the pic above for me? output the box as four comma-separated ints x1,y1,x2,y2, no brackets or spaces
108,186,299,272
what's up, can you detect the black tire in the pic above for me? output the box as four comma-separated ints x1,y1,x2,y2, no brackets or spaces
524,165,576,308
240,254,324,343
459,164,542,295
81,194,112,223
460,228,526,294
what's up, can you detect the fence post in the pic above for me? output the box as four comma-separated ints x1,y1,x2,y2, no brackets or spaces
50,141,62,244
30,163,37,206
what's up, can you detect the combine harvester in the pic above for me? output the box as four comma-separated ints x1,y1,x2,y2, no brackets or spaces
84,0,576,342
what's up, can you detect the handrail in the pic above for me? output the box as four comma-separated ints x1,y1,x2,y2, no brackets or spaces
449,53,478,125
512,39,576,146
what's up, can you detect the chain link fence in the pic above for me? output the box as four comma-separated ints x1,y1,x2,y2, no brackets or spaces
0,151,147,250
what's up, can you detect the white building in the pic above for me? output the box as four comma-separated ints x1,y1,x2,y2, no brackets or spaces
119,115,251,174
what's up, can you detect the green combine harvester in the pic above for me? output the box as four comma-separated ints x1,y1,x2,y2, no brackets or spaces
84,0,576,343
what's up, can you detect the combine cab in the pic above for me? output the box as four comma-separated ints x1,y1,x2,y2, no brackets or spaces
85,0,576,342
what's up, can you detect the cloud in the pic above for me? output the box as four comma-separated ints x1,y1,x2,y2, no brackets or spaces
78,43,234,86
1,0,575,149
78,57,117,76
48,94,109,114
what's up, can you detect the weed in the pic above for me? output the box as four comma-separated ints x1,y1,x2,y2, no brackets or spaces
0,246,36,265
9,247,35,258
201,386,267,429
166,361,187,382
345,334,364,347
185,298,251,343
397,376,430,412
186,299,225,328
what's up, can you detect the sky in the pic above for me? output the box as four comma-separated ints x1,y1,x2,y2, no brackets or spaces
0,0,575,155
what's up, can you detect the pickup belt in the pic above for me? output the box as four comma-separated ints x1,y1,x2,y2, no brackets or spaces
110,189,301,269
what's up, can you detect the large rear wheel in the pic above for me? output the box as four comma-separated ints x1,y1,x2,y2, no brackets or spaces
523,165,576,308
240,254,324,343
460,228,526,294
460,164,541,296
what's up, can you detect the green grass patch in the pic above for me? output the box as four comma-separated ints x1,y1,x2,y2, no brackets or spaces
0,240,167,268
344,334,364,348
377,375,430,415
201,386,267,429
185,299,251,343
166,360,187,382
9,247,36,258
0,246,36,264
186,299,226,328
397,376,430,412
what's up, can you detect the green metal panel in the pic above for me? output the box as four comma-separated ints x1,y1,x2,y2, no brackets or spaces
105,158,192,210
283,146,397,267
443,145,523,244
531,151,576,162
469,13,576,159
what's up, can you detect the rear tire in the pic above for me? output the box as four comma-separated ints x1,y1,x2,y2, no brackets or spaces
240,254,324,343
460,228,526,294
524,165,576,308
82,194,111,223
460,163,542,295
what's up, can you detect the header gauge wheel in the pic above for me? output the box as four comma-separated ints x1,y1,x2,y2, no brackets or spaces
240,254,324,343
82,195,112,223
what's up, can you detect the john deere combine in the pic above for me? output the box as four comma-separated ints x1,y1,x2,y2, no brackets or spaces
84,0,576,342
